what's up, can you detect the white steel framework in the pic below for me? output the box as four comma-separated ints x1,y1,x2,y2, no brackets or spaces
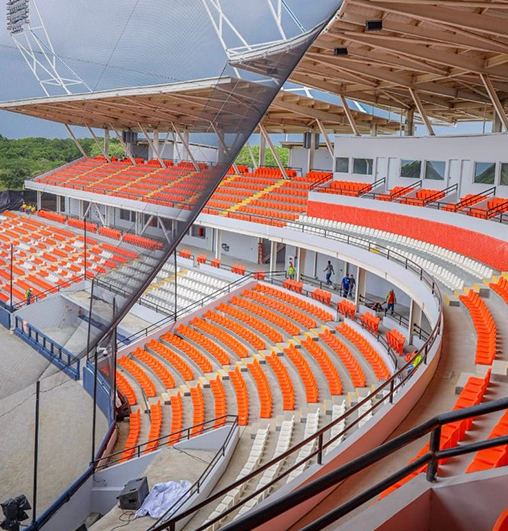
7,0,90,96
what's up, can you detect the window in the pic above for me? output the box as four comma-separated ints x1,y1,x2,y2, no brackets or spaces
500,163,508,186
400,160,421,178
120,209,134,222
474,162,495,184
335,157,349,173
424,161,446,181
191,225,206,239
352,158,373,175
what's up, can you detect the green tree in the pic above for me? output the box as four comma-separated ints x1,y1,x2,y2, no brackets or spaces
235,144,289,168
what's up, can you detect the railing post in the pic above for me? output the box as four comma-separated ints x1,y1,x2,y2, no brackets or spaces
426,425,441,482
317,433,324,465
389,378,394,404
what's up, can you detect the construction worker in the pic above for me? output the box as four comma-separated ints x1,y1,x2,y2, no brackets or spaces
287,261,296,280
25,288,32,305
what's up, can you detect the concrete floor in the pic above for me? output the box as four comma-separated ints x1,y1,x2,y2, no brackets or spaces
90,447,217,531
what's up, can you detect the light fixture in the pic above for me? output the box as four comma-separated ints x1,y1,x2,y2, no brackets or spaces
334,47,348,56
365,20,383,31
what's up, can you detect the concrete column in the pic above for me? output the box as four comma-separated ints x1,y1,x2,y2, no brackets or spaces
306,129,316,175
408,299,423,345
269,240,277,273
37,191,42,211
405,108,415,136
259,134,266,167
312,251,318,278
214,228,222,260
493,112,503,133
135,212,142,235
104,205,110,227
104,128,110,157
152,129,159,160
183,129,191,161
370,124,378,137
355,266,367,306
296,247,306,281
78,200,84,219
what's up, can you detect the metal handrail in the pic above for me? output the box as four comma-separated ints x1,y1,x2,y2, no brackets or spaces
309,172,333,191
421,182,458,207
217,396,508,531
361,179,422,201
357,293,409,328
152,266,442,531
93,414,238,470
434,185,496,212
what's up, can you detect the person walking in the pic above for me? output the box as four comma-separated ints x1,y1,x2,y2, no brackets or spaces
324,261,335,285
385,289,396,315
287,261,296,280
341,274,350,297
348,274,356,298
25,288,32,305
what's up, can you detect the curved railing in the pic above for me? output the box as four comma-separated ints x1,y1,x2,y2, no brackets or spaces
146,241,443,530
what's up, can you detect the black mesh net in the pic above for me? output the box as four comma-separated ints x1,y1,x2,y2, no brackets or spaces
0,0,342,524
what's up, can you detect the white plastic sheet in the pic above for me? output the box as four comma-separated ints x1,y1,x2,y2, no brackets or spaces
135,480,192,519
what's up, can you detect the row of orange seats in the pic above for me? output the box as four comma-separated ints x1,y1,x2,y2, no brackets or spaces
146,339,194,381
459,289,497,365
210,376,228,428
190,385,205,436
284,343,319,403
386,328,406,356
228,367,249,426
116,371,137,406
210,258,221,268
376,186,409,202
204,310,265,351
467,395,508,473
338,323,391,380
301,336,342,395
361,311,380,334
443,193,485,212
468,197,508,219
283,278,303,294
179,249,192,259
399,189,445,206
248,359,272,418
237,205,300,221
189,316,249,358
226,165,249,175
328,180,372,197
176,324,230,365
321,329,366,388
123,233,163,251
217,302,283,344
132,347,175,390
244,289,316,329
311,288,332,306
168,392,184,445
231,264,246,275
293,171,332,184
264,193,307,205
197,254,207,264
249,199,305,213
338,299,356,319
144,401,163,453
254,284,333,322
98,226,121,240
265,353,295,410
252,167,297,178
233,294,300,336
38,210,67,224
119,410,141,462
118,356,156,398
161,332,213,373
490,276,508,305
379,370,491,499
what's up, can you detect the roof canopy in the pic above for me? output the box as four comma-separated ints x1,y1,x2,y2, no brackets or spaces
291,0,508,124
0,76,401,135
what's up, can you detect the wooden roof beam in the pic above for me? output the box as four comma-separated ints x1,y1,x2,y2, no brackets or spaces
409,88,435,135
339,95,361,136
480,73,508,130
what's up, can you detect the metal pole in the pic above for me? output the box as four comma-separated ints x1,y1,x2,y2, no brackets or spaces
9,244,13,308
174,250,178,321
83,214,87,281
91,341,98,463
112,299,117,422
32,380,40,524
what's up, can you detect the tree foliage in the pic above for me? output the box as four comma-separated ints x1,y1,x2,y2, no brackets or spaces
0,135,127,190
235,144,289,168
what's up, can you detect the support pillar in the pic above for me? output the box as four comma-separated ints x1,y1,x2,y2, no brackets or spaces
269,240,277,273
405,108,415,136
259,133,266,167
355,267,367,306
493,112,503,133
78,200,84,219
214,228,222,260
135,212,142,235
307,130,316,175
104,128,110,157
370,124,378,137
296,248,306,281
408,299,423,345
36,191,42,211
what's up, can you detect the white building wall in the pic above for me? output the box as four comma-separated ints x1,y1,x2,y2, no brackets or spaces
333,132,508,197
289,146,333,175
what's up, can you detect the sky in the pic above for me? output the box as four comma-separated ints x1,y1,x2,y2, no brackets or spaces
0,0,489,140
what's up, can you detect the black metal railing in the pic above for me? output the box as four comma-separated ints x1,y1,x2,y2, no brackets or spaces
93,414,238,470
434,186,496,212
361,179,422,201
309,172,333,191
215,397,508,531
422,182,458,207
